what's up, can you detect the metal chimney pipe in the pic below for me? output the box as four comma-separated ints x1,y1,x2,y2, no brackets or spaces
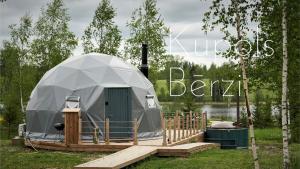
140,44,148,78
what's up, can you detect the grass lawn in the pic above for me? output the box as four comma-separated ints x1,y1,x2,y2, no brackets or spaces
133,128,300,169
133,142,300,169
0,128,299,169
0,140,108,169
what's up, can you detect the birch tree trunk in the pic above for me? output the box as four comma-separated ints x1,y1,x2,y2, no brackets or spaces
19,64,25,113
281,0,289,168
287,99,291,140
19,47,25,113
235,6,260,169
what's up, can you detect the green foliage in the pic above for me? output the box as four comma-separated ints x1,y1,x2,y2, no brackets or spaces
125,0,169,85
9,14,32,59
202,0,258,60
253,0,300,143
1,0,77,137
262,95,273,127
31,0,77,77
182,64,197,112
82,0,121,55
240,107,248,127
253,89,263,127
157,87,167,102
0,14,36,137
0,43,22,137
285,0,300,143
253,89,274,128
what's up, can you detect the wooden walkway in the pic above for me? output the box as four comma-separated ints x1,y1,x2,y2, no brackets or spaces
74,143,219,169
74,146,158,169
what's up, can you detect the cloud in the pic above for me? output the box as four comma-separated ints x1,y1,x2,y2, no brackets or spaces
157,0,212,23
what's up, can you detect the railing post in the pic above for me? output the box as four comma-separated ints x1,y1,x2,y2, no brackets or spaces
196,112,199,133
201,112,204,131
186,113,189,137
177,113,181,141
199,112,202,133
182,113,185,139
173,113,177,142
93,127,99,144
105,118,110,145
189,111,192,136
133,118,138,145
162,116,167,146
160,112,164,127
193,112,196,135
202,112,207,131
168,118,172,144
205,112,207,131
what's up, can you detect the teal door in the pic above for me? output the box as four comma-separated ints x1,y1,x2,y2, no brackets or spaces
105,88,132,139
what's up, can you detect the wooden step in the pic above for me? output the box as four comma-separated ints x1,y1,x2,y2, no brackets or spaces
157,142,219,157
74,146,158,169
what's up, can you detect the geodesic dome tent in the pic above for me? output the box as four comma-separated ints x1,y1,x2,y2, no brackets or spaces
26,53,162,140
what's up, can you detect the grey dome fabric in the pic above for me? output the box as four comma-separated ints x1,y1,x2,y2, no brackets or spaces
26,53,162,140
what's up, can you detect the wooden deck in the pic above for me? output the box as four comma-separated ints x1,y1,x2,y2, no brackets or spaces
74,143,219,169
24,130,219,169
25,130,204,152
157,142,219,157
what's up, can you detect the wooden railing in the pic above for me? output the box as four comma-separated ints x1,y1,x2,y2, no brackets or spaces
63,108,206,147
104,118,138,145
80,118,138,145
161,111,207,146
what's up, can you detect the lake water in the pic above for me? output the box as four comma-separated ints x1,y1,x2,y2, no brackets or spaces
201,104,279,121
161,103,280,121
201,105,247,121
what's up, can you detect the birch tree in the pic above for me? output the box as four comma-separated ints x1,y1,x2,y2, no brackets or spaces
125,0,169,86
281,0,289,167
82,0,121,55
31,0,77,77
202,0,260,168
254,0,300,144
254,0,294,167
125,0,169,67
8,14,32,113
0,14,33,137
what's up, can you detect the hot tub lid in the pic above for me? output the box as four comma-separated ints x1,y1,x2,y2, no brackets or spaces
211,121,236,129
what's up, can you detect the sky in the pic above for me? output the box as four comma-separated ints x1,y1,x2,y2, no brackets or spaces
0,0,239,66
